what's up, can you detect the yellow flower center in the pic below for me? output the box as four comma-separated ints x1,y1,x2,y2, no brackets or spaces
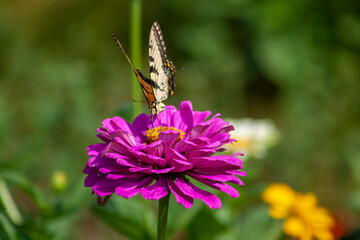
146,126,185,144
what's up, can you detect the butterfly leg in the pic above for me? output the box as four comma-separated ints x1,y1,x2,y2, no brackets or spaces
156,114,162,127
151,114,155,128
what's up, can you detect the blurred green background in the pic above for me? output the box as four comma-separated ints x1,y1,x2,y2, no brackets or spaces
1,0,360,239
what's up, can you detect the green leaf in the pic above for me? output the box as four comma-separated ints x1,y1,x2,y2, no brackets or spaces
0,214,17,240
167,197,202,235
237,205,283,240
0,179,23,225
91,196,153,240
0,170,50,212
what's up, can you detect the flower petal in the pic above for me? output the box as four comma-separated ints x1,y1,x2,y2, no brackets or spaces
99,165,130,174
202,118,228,138
187,172,243,185
106,116,133,133
149,166,175,174
188,123,212,140
192,155,243,169
167,178,193,208
109,130,136,148
192,176,240,198
132,113,151,133
88,155,115,168
209,133,231,144
158,130,180,148
175,178,221,209
225,170,247,177
141,176,168,200
174,140,197,153
87,143,107,156
115,177,154,198
165,148,193,172
159,106,178,126
131,149,167,168
188,149,216,158
139,140,165,158
93,179,124,196
193,110,212,125
179,101,194,132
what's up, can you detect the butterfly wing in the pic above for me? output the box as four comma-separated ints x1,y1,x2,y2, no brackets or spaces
149,22,176,104
113,33,156,107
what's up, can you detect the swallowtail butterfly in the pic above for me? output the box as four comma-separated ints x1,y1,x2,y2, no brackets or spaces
113,22,176,120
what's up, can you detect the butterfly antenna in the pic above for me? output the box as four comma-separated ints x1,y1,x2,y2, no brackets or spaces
132,99,146,103
177,65,184,72
112,33,138,74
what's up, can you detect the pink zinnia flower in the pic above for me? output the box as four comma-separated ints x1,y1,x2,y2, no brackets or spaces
83,101,246,209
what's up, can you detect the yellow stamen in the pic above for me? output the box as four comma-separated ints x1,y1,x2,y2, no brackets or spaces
146,126,185,144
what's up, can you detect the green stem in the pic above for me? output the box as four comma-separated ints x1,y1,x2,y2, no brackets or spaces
157,194,170,240
130,0,143,119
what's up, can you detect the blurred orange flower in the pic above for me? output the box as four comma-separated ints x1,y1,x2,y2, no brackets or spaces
262,183,335,240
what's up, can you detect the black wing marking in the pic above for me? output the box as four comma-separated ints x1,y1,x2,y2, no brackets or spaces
149,22,176,103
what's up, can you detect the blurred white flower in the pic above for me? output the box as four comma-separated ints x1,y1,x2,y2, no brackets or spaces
226,118,280,159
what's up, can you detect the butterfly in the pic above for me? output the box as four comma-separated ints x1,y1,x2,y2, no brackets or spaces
113,22,176,121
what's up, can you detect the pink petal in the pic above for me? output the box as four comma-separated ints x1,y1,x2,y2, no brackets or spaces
105,141,130,155
209,133,231,144
158,106,177,126
115,177,154,198
225,170,247,177
110,116,133,133
175,178,221,209
165,148,193,172
174,140,197,152
192,177,240,198
158,130,180,148
87,143,107,156
131,150,167,168
149,166,175,174
140,140,165,158
193,110,212,125
192,155,243,168
93,179,125,196
187,122,211,140
109,130,136,147
99,165,129,174
167,178,193,208
141,176,168,200
106,172,146,180
187,172,241,184
84,172,103,187
179,101,194,132
88,155,115,167
188,149,216,158
132,113,151,135
172,111,187,130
